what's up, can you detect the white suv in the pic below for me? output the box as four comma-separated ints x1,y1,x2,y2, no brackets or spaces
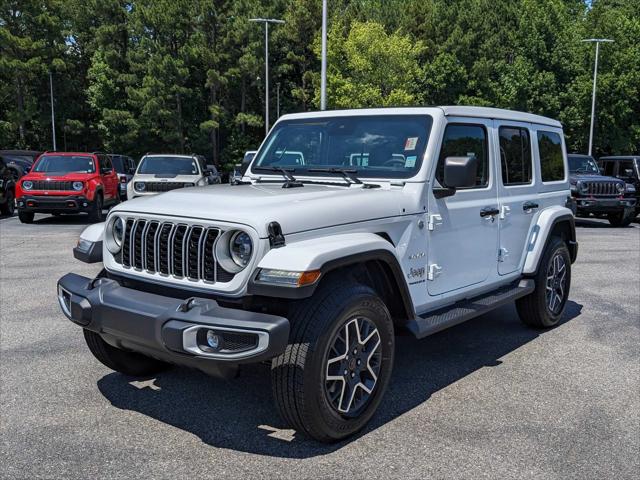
58,107,578,442
127,153,219,199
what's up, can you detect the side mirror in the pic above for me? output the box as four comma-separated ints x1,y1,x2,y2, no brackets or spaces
599,167,605,175
241,153,255,175
444,156,478,188
624,168,634,177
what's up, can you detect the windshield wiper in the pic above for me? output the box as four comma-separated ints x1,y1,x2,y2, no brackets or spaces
253,166,304,188
308,168,380,188
308,168,363,184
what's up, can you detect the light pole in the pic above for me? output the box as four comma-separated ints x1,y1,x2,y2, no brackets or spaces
49,70,57,151
320,0,328,110
249,18,285,136
582,38,613,156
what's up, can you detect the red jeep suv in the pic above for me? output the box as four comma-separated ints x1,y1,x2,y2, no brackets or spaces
16,152,119,223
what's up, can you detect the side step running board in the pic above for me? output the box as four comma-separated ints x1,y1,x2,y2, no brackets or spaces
407,279,535,339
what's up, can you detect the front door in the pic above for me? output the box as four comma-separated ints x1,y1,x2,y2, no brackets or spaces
494,121,538,275
427,119,499,296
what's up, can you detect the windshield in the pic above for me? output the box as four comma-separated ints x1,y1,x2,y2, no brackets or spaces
137,156,200,175
110,156,126,173
568,155,599,174
251,115,433,179
33,155,95,173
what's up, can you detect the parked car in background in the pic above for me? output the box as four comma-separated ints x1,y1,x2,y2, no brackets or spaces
0,150,43,180
598,155,639,218
108,154,136,200
127,153,220,199
59,106,577,442
568,154,636,227
15,152,119,223
0,155,17,216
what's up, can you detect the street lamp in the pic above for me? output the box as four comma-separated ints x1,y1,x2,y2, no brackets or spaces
249,18,285,136
49,70,57,151
320,0,328,110
582,38,614,156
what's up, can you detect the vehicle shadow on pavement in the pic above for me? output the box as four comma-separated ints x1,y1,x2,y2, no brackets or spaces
575,218,638,229
96,301,582,458
32,213,103,225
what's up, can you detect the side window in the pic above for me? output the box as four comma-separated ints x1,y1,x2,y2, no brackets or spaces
603,161,616,176
436,124,489,188
500,126,532,185
537,131,565,182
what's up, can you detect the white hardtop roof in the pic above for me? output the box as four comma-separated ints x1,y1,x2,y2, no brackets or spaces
279,106,562,128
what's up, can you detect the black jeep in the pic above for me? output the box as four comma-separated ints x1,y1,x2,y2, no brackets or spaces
0,154,17,216
598,155,639,219
568,154,636,227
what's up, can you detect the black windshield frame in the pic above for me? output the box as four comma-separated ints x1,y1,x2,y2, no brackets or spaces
250,115,433,180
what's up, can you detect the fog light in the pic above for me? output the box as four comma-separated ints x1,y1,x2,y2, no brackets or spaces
206,330,220,350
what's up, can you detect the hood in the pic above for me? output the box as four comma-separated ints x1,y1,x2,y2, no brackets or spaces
570,173,622,183
113,182,413,237
133,173,200,183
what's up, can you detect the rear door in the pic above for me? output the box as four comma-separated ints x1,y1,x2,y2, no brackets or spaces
99,155,118,201
427,118,499,296
494,121,538,275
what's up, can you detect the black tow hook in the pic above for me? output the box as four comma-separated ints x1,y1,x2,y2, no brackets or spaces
177,297,206,312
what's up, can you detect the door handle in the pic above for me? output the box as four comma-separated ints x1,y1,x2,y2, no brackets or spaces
480,207,500,218
523,201,539,212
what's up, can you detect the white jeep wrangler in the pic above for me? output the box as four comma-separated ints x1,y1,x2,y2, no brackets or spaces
58,107,577,442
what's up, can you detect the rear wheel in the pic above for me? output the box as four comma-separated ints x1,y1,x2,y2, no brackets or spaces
18,211,34,223
0,190,15,216
88,194,103,222
271,280,395,442
516,237,571,328
83,330,169,376
607,210,633,227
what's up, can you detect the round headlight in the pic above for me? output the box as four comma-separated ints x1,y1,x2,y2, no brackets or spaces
72,181,83,191
134,182,146,192
578,182,589,194
230,231,253,268
616,182,625,193
22,180,33,190
105,216,125,254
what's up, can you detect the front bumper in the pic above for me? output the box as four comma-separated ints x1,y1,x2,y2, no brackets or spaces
57,273,289,376
574,196,636,213
17,195,94,213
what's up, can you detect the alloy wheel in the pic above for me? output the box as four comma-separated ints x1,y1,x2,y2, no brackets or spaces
324,316,382,417
546,253,567,314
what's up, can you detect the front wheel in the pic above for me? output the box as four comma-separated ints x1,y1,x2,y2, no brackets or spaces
0,190,15,216
88,194,103,223
607,210,633,227
83,330,169,376
516,237,571,328
271,280,395,442
18,210,34,223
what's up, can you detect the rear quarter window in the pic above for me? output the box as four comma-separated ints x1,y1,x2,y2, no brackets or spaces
537,131,565,182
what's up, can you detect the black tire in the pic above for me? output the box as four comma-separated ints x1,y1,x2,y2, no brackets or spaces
607,210,633,227
516,237,571,328
0,190,15,216
88,193,103,222
18,210,34,223
83,329,169,376
271,280,395,442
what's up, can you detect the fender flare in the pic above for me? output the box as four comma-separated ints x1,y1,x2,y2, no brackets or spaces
247,233,415,319
73,222,105,263
522,207,577,275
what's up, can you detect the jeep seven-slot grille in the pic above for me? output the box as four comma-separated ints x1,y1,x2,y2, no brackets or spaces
582,181,622,196
142,182,194,192
118,219,234,283
31,180,74,191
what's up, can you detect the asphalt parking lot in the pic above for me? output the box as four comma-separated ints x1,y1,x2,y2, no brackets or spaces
0,213,638,479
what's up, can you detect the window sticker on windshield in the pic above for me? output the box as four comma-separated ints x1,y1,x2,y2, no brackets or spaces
404,137,418,151
405,156,417,168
